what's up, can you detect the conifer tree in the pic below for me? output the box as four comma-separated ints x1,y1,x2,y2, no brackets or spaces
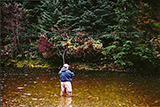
38,0,62,35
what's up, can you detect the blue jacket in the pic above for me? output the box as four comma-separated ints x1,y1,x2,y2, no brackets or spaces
58,67,74,82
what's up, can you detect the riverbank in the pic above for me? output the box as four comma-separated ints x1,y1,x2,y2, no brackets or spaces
1,59,160,73
1,59,109,71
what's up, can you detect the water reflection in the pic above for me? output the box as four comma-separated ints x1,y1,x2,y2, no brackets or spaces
60,97,72,107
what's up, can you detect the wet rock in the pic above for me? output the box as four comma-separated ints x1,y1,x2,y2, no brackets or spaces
32,98,37,100
17,87,24,89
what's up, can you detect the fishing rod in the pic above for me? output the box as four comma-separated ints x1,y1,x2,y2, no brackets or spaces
61,47,76,73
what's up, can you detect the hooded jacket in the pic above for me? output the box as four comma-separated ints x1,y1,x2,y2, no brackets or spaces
58,67,74,82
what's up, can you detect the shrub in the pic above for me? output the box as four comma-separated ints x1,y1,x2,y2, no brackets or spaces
100,33,158,71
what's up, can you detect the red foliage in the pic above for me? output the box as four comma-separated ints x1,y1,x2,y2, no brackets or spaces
87,40,93,47
44,52,53,59
37,35,53,59
77,46,84,53
79,39,84,44
71,52,76,55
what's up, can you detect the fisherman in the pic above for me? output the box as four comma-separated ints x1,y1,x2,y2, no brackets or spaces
58,64,74,97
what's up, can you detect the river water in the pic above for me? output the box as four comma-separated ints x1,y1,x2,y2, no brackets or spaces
1,67,160,107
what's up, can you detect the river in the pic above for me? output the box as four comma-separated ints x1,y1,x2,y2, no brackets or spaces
1,67,160,106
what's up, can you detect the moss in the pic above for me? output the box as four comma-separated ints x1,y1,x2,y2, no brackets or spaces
70,63,106,71
15,59,51,68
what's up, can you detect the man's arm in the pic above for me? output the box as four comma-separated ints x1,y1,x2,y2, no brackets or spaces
70,71,74,77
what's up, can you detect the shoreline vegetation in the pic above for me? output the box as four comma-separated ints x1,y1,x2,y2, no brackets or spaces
1,1,160,72
1,59,109,71
1,59,160,73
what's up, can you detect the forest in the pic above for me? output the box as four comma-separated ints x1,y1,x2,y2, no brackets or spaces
1,0,160,72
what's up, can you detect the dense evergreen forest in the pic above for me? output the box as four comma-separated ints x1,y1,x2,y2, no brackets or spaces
1,0,160,72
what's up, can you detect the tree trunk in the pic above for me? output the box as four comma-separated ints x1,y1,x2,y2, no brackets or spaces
12,18,19,53
16,19,22,54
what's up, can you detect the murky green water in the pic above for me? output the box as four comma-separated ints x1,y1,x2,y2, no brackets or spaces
1,67,160,107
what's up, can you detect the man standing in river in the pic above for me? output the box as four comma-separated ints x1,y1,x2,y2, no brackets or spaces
58,64,74,97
